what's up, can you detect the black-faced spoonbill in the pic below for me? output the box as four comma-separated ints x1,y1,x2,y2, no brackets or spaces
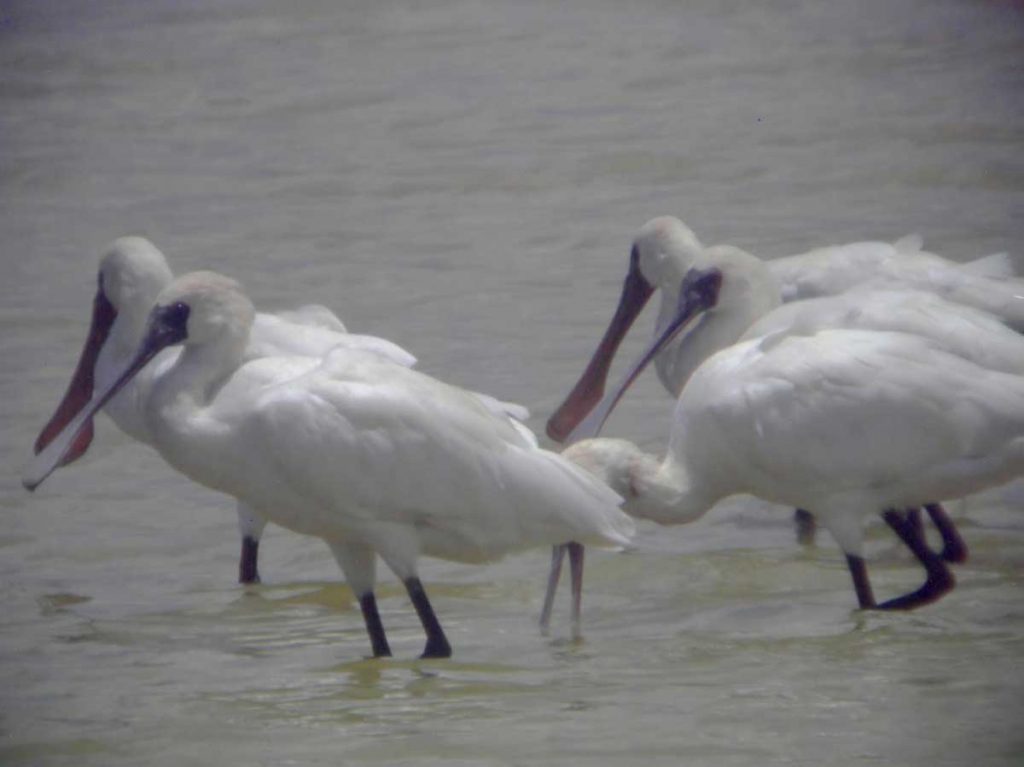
26,271,634,658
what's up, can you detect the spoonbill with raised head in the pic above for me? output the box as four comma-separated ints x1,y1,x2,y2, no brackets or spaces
550,215,1023,438
32,236,418,585
25,271,634,658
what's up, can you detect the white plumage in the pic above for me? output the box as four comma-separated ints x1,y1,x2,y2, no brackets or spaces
546,216,1023,551
26,271,634,658
542,219,1024,617
547,215,1023,429
560,314,1024,610
32,236,417,584
674,330,1024,539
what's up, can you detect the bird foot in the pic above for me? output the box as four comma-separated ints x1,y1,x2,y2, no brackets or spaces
875,567,955,611
420,638,452,659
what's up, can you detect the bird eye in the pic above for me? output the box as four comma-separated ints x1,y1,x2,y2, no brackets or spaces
147,299,192,347
166,301,190,327
155,301,190,331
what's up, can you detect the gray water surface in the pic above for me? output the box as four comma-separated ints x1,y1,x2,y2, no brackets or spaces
2,1,1023,765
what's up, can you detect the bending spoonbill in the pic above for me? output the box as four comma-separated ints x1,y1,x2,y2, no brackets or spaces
553,272,1024,612
548,216,1023,543
33,236,417,584
25,271,634,658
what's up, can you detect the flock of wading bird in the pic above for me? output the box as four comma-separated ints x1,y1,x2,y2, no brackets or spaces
23,216,1024,660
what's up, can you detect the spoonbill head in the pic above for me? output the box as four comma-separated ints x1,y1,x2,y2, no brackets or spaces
548,237,766,444
97,237,176,346
27,271,635,658
628,219,782,398
545,218,709,442
32,237,172,464
547,218,783,442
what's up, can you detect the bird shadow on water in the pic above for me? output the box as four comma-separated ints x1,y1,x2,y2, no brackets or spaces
232,576,534,609
230,580,360,612
195,653,551,729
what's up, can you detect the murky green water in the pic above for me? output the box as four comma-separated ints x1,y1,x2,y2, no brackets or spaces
2,1,1022,764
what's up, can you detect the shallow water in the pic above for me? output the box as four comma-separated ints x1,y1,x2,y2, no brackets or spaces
2,1,1023,765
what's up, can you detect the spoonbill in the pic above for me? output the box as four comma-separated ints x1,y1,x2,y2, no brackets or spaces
25,271,634,658
547,216,1023,543
549,216,1024,440
32,236,418,584
550,270,1024,613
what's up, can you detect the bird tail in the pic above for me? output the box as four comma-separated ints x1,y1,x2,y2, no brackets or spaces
955,251,1022,279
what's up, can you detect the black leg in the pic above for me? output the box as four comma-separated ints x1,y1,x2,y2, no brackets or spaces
567,542,585,639
238,535,261,584
904,507,924,541
845,553,877,609
794,509,817,546
404,576,452,659
539,544,566,632
359,592,392,658
878,509,955,610
924,503,968,563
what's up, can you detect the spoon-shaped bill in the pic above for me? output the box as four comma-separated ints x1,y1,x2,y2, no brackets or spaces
23,302,188,491
547,247,655,443
33,285,118,465
564,267,722,444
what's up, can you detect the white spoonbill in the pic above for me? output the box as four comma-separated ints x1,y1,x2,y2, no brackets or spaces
25,271,634,658
32,236,418,584
552,270,1024,613
548,215,1024,441
547,216,1022,545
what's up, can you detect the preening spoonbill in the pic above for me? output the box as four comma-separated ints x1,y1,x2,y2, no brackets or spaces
545,244,1024,610
25,271,634,658
547,270,1024,614
32,236,417,584
547,216,1023,545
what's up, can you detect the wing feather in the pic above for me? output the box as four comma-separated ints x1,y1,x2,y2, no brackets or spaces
679,329,1024,506
249,350,631,563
